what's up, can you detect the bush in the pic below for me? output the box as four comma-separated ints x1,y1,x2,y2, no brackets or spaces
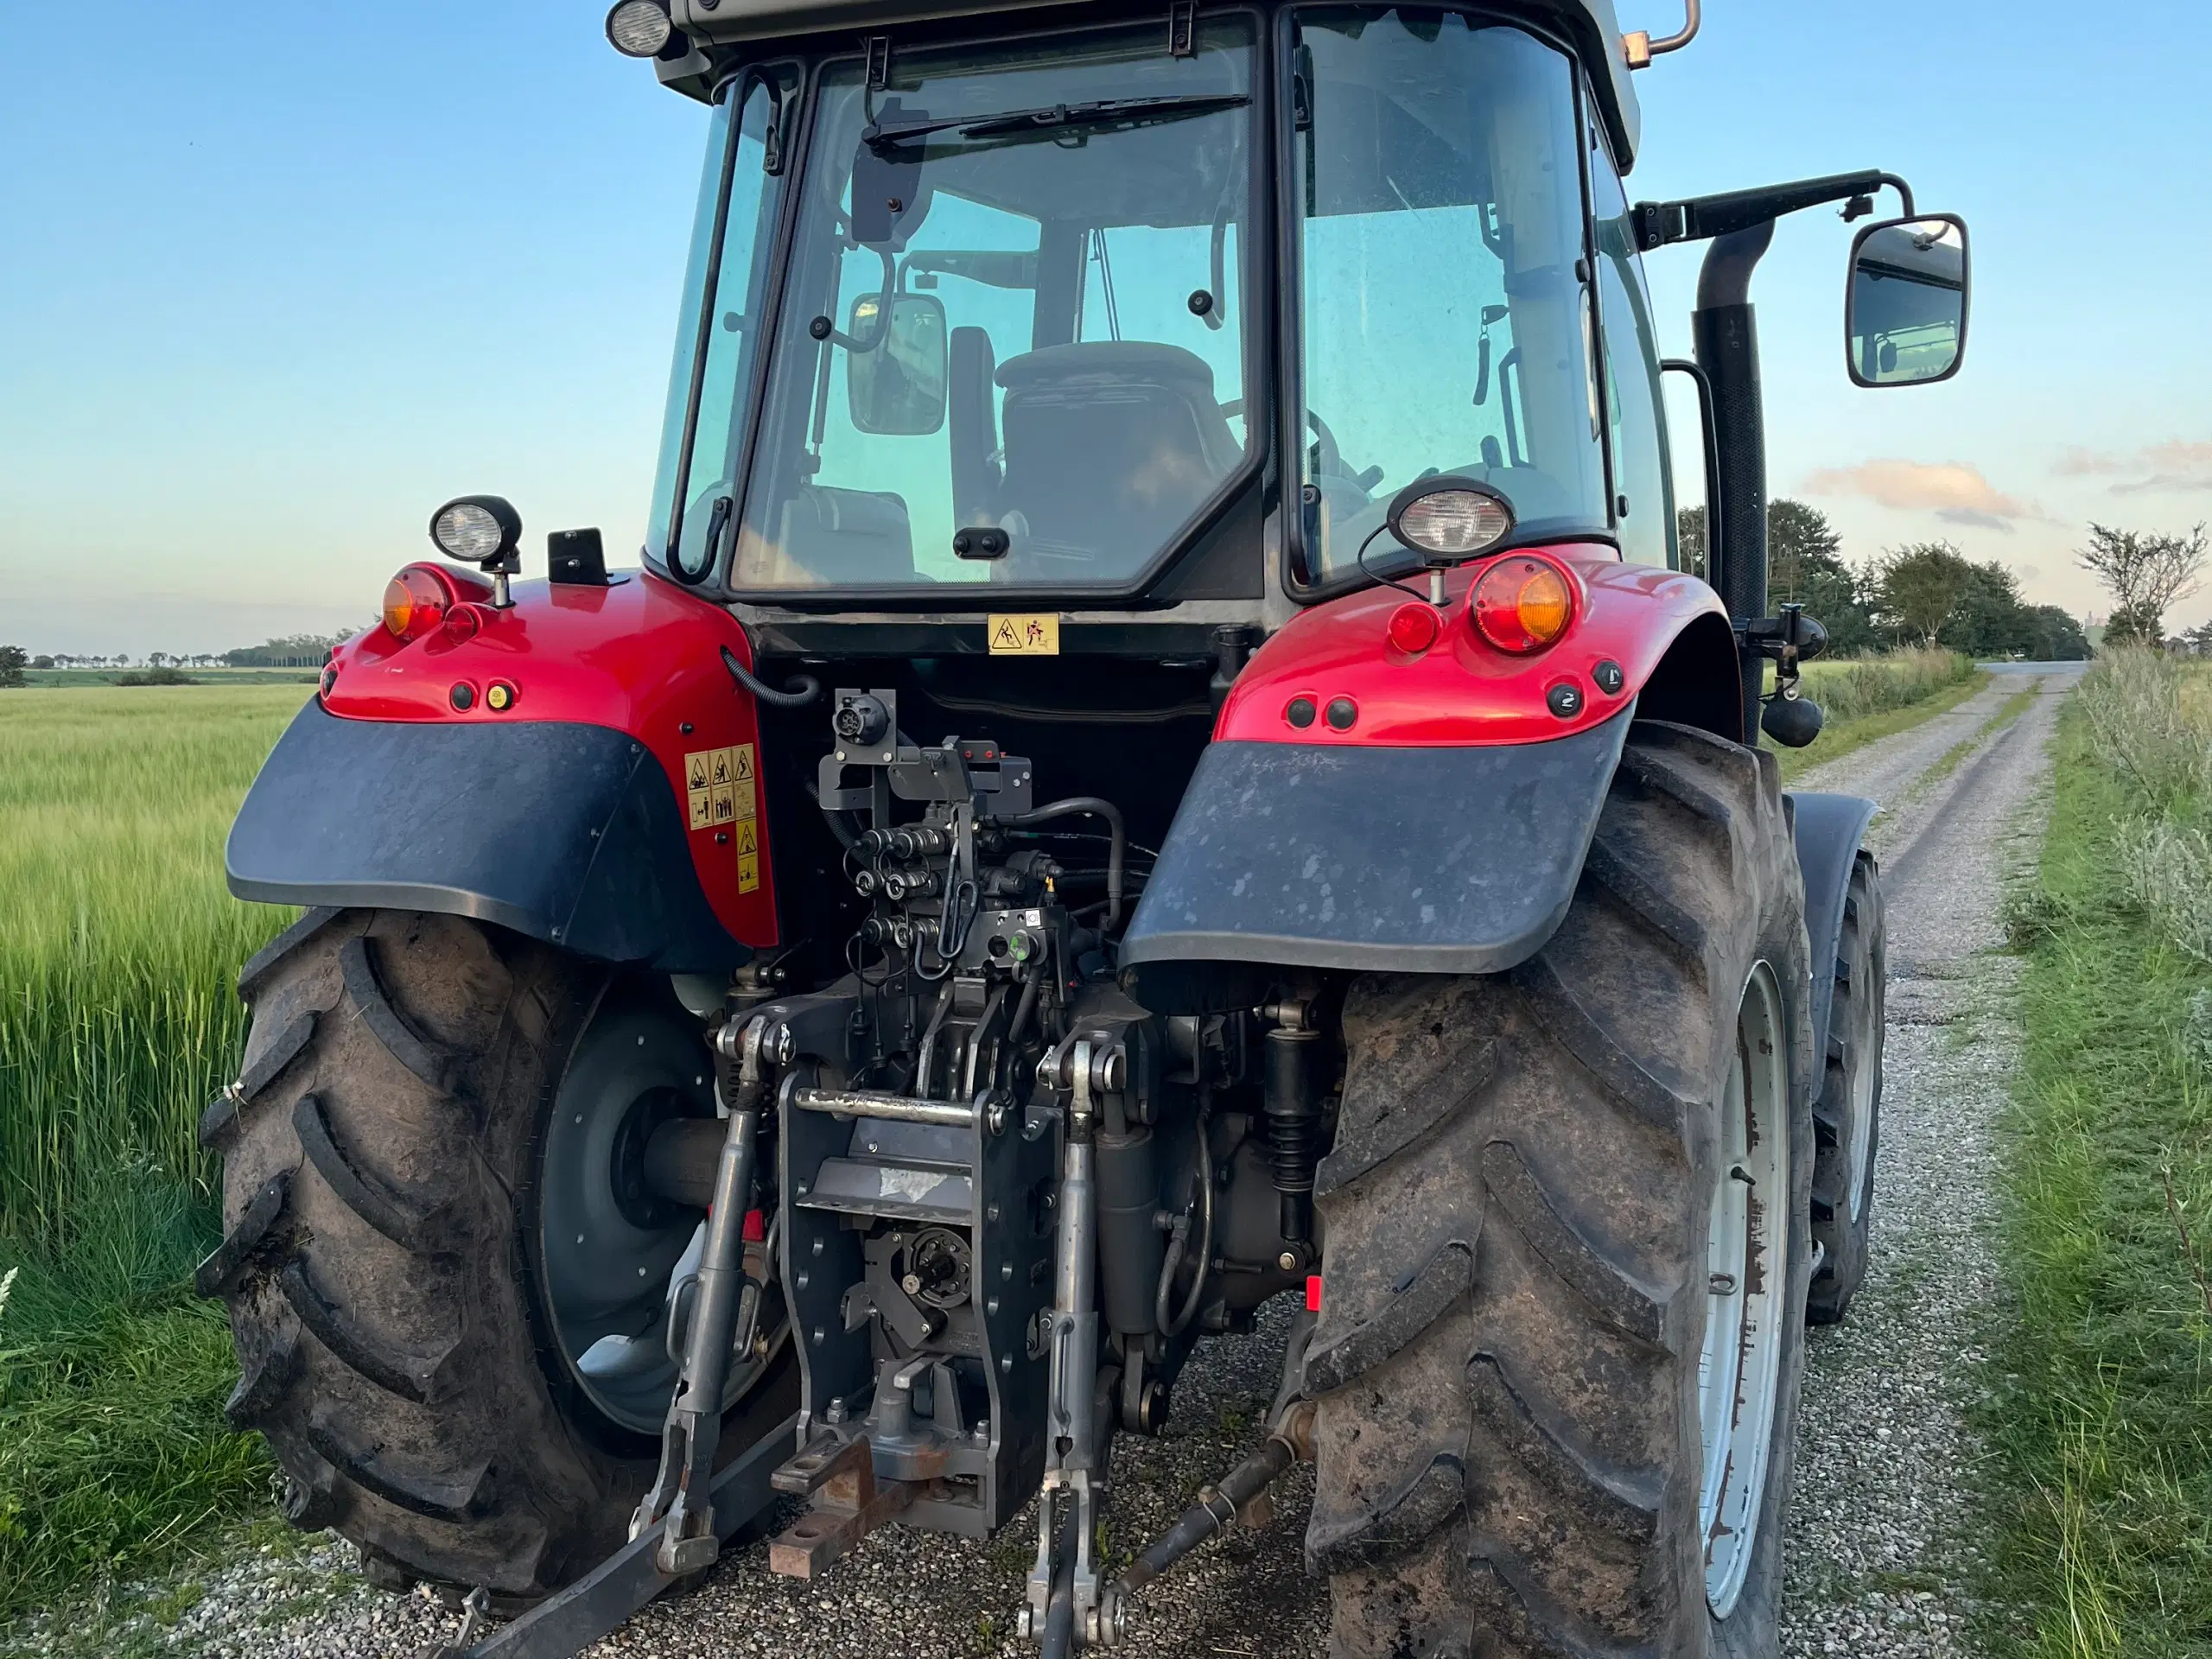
112,667,196,688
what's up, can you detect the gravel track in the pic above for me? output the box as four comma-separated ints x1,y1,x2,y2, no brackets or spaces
23,672,2079,1659
1776,665,2081,1657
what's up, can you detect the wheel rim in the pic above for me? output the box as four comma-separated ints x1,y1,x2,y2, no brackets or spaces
536,996,778,1436
1698,963,1789,1618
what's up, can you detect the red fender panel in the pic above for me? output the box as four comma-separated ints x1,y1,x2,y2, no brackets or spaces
230,569,778,960
1121,546,1732,1009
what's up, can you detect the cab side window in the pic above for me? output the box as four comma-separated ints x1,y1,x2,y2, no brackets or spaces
1587,118,1675,569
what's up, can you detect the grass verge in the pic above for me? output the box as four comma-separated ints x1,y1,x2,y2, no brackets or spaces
0,1182,273,1624
1983,655,2212,1656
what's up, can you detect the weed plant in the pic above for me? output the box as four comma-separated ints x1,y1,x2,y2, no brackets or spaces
1986,651,2212,1656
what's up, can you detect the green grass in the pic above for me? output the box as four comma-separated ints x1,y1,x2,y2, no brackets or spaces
1983,664,2212,1656
0,685,304,1622
1777,650,1987,781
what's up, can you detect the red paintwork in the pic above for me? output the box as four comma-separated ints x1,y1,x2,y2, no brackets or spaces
321,569,779,948
1217,543,1732,747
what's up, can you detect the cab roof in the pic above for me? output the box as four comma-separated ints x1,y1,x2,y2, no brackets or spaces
658,0,1644,168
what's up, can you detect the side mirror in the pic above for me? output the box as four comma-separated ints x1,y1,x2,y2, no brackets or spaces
846,292,948,436
1846,213,1970,387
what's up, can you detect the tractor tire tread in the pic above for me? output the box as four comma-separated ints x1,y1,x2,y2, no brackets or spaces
293,1092,442,1251
194,1169,293,1299
1310,722,1813,1657
337,934,454,1096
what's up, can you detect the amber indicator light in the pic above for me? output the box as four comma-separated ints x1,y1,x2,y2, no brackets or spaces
383,567,449,642
1471,557,1573,654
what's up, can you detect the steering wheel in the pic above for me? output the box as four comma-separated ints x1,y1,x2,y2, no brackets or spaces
1218,400,1344,480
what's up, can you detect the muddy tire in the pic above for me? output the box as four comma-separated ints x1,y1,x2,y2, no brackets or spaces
1306,722,1816,1656
1808,852,1883,1325
198,909,792,1599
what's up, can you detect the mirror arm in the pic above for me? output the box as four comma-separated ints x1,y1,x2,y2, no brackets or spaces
1633,170,1914,251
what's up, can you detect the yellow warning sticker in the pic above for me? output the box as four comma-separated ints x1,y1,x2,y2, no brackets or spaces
988,613,1060,657
683,743,762,869
738,852,760,893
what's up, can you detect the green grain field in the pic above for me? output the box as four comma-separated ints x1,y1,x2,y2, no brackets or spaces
0,686,303,1619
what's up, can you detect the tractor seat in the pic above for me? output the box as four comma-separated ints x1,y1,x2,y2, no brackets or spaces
992,343,1242,565
756,485,918,586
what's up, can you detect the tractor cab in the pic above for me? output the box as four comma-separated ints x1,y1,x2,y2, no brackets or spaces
637,0,1659,635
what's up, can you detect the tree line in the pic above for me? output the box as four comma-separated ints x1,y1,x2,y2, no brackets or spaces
1678,500,2091,660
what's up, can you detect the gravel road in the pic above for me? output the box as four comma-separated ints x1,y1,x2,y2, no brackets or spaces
30,671,2079,1659
1773,665,2081,1657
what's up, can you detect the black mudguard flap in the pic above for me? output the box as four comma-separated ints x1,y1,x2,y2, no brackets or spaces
226,700,748,975
1119,707,1633,1011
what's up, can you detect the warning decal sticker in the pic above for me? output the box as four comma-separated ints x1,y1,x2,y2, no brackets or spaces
987,613,1060,657
683,742,764,893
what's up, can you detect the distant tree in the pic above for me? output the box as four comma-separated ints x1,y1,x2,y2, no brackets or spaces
1675,499,1878,652
1677,505,1709,582
31,655,54,671
1937,560,2031,657
224,631,359,668
0,646,27,689
1869,541,1977,646
2077,523,2207,645
1767,499,1878,655
2022,605,2091,661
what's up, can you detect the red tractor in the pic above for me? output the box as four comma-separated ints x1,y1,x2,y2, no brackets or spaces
207,1,1967,1651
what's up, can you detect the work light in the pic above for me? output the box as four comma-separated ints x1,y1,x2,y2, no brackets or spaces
606,0,675,57
1387,478,1514,561
429,495,521,567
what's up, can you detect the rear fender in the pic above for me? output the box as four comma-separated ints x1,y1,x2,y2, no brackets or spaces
1120,549,1735,1010
226,571,777,973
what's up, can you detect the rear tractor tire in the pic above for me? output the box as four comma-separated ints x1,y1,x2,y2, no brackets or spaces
198,909,792,1599
1306,721,1817,1656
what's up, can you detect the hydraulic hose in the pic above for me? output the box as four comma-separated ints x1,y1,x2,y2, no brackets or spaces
1154,1114,1215,1338
1006,798,1126,930
721,645,822,709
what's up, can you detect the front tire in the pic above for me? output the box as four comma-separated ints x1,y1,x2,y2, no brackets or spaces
1808,852,1883,1325
1306,722,1816,1656
199,909,792,1598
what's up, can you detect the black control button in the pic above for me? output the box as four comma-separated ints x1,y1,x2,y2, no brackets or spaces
1286,697,1317,728
1546,681,1584,719
1325,697,1358,731
1593,659,1625,696
449,683,476,712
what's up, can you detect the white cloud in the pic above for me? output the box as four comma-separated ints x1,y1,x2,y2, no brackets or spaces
1801,459,2046,531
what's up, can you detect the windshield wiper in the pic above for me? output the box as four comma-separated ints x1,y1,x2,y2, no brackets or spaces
864,92,1249,149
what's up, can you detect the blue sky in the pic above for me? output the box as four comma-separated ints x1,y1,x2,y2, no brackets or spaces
2,3,2204,656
